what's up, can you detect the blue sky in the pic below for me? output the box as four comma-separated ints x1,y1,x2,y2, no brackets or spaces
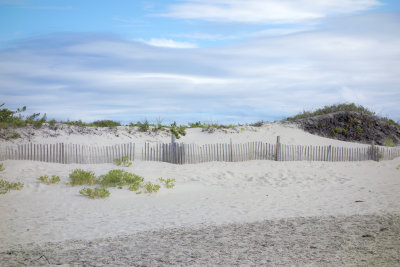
1,0,400,124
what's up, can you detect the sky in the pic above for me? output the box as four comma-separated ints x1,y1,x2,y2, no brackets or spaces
1,0,399,124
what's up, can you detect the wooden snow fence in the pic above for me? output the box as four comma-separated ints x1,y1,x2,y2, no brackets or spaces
0,143,135,164
142,141,400,164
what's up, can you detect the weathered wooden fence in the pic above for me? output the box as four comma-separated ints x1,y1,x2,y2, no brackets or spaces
1,140,399,165
0,143,135,164
142,141,400,164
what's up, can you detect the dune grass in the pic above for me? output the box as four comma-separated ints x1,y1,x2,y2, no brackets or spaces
0,163,4,171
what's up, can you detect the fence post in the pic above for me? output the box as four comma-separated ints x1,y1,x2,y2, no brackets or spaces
371,141,377,162
171,134,176,164
275,136,280,161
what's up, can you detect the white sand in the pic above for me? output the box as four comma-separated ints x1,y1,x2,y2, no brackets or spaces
0,122,399,265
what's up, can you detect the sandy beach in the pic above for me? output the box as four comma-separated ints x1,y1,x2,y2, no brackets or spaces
1,123,399,266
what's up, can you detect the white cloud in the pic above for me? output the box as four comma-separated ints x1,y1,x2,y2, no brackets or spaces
138,38,198,48
162,0,382,24
1,13,399,123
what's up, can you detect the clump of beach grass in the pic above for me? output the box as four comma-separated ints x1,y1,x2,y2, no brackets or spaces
38,175,60,185
0,163,4,171
79,187,110,199
0,179,23,194
69,169,97,186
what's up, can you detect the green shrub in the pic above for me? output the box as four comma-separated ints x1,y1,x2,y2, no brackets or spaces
0,179,23,194
342,128,348,135
91,120,120,128
285,103,375,121
114,156,132,167
159,178,175,189
170,122,186,139
38,175,60,185
144,182,160,193
79,187,110,199
356,125,363,133
384,138,395,147
0,163,4,171
137,120,149,132
69,169,97,186
99,169,144,188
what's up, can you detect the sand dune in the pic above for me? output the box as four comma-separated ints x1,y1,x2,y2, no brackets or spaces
0,122,399,265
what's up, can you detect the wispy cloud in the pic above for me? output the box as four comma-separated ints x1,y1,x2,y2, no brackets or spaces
161,0,382,24
137,38,198,48
1,13,399,123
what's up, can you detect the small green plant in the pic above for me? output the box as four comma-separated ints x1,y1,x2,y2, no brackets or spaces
79,187,110,199
99,169,144,188
342,128,348,135
91,120,120,128
158,178,175,189
331,129,337,137
384,138,395,147
0,163,4,171
69,169,97,186
137,120,149,132
356,125,363,133
240,128,245,131
144,182,160,193
38,175,60,185
396,165,400,170
170,122,186,139
114,156,132,167
0,179,23,194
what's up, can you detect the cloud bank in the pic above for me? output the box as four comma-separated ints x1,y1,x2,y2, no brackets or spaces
162,0,382,24
1,13,399,124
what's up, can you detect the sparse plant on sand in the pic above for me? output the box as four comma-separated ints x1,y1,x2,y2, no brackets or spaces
144,182,160,193
137,120,150,132
396,165,400,170
69,169,97,186
170,122,186,139
79,187,110,199
0,179,23,194
114,156,132,167
158,178,175,189
0,163,4,171
38,175,60,185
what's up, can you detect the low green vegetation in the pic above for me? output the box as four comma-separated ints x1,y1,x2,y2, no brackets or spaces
0,163,4,171
170,122,186,139
79,187,110,199
285,103,376,121
114,156,132,167
38,175,60,185
384,138,395,147
69,169,97,186
396,165,400,170
98,169,143,188
158,178,176,189
0,179,23,194
144,182,160,193
68,168,172,198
